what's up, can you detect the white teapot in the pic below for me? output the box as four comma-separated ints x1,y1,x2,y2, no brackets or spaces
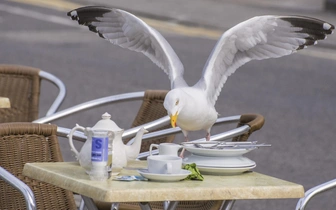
68,112,147,173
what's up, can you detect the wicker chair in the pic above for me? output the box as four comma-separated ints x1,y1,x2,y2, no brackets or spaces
0,64,66,123
0,122,77,210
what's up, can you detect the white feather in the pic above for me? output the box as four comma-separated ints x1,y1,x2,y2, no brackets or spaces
195,15,326,105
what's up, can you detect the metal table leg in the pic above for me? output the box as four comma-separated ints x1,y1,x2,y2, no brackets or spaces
164,201,179,210
111,202,120,210
81,195,98,210
139,202,152,210
220,200,236,210
139,201,179,210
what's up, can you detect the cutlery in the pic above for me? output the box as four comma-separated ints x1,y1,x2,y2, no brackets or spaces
181,141,271,149
182,141,258,145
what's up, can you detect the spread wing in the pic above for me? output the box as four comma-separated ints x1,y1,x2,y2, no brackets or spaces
195,15,334,105
67,6,187,89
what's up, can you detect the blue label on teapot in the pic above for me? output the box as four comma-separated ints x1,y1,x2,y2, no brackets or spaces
91,136,108,162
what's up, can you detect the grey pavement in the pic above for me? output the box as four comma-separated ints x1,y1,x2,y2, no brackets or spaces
72,0,336,47
1,1,336,209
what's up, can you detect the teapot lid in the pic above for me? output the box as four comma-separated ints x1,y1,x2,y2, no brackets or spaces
92,112,123,132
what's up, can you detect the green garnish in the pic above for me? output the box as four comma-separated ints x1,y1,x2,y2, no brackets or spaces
183,163,204,181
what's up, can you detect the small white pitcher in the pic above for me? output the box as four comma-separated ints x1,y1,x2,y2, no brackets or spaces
149,143,182,156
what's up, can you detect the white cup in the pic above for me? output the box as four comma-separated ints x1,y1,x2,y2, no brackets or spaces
149,143,182,156
147,155,182,174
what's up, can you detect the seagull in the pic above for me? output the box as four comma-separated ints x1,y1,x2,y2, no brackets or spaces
67,6,334,146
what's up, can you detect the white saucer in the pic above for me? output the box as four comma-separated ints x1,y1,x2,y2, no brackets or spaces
183,155,256,168
138,169,191,182
197,164,256,175
184,144,257,157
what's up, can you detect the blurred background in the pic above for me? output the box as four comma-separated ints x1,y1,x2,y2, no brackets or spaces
1,0,336,209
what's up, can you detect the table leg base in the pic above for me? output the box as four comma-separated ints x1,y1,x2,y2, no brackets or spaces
139,202,152,210
220,200,236,210
81,195,98,210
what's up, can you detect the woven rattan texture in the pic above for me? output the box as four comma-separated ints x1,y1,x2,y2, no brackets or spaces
0,65,41,123
128,90,175,153
0,123,77,210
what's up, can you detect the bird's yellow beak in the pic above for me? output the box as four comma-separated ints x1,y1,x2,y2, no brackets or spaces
170,112,178,128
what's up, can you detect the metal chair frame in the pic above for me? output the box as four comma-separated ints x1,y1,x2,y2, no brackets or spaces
9,90,332,210
39,70,66,116
295,179,336,210
0,167,36,210
33,91,251,143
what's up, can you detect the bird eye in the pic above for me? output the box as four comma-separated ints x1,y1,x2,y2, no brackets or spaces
175,100,179,106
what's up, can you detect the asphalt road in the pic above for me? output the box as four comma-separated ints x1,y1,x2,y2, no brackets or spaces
1,1,336,210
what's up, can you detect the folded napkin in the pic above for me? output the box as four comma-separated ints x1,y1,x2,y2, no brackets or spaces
183,163,204,181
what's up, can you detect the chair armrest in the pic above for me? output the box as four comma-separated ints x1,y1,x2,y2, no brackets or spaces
56,116,171,143
123,116,170,139
39,71,66,116
295,178,336,210
34,91,145,123
0,167,36,210
232,113,265,141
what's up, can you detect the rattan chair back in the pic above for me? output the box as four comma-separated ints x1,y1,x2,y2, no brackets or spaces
0,122,77,210
127,89,175,153
0,65,41,122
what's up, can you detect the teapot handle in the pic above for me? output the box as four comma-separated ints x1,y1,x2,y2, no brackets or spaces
68,124,86,157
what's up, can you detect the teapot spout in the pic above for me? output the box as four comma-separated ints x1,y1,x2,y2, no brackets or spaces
125,127,148,160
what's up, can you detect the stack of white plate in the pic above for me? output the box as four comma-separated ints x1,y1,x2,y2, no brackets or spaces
183,143,257,175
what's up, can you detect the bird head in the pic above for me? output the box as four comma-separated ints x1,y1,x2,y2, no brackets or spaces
163,89,184,128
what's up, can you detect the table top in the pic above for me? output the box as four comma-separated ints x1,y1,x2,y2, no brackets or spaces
0,97,10,108
23,161,304,203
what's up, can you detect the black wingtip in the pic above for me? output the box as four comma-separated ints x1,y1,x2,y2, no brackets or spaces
67,10,78,20
66,6,118,41
281,16,334,34
280,16,334,51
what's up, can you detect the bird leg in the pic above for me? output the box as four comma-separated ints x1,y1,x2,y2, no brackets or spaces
206,132,211,141
179,136,189,158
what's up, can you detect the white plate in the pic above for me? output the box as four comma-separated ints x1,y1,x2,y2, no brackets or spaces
184,144,257,157
183,155,256,168
138,169,191,182
197,164,256,175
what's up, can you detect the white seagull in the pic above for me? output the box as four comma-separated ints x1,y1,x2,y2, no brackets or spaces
68,6,334,144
